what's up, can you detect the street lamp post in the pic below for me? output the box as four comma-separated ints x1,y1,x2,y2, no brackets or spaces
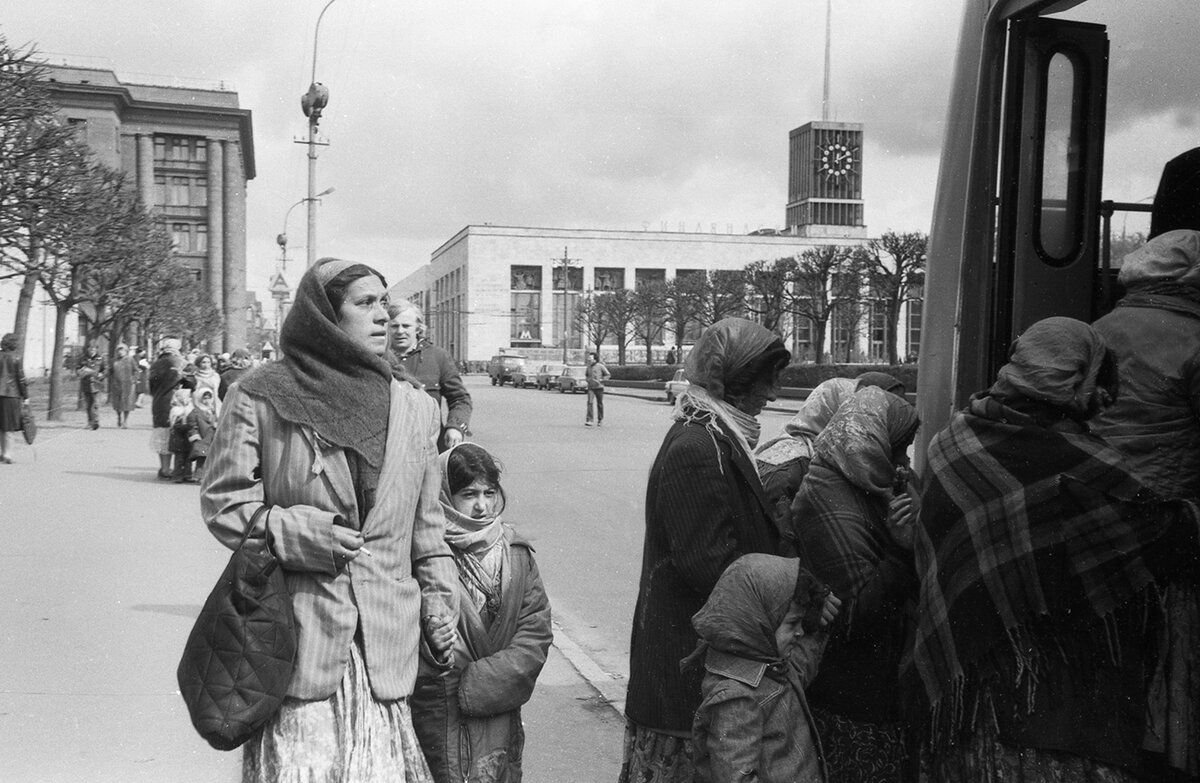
554,246,580,364
299,0,339,267
277,187,335,269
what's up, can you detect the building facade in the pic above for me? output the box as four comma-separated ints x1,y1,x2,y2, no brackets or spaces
389,224,913,366
40,63,255,352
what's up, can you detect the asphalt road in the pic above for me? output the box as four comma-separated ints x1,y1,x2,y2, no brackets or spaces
0,375,799,782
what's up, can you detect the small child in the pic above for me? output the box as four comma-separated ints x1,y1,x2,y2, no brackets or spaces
411,443,553,783
186,388,218,483
690,553,841,783
167,388,193,483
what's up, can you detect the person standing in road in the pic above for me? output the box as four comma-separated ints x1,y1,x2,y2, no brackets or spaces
108,344,137,428
78,344,105,431
0,333,29,464
585,352,610,427
621,317,791,783
149,338,186,479
201,258,458,782
388,301,472,451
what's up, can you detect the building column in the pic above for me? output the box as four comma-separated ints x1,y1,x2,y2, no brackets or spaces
223,140,248,351
207,140,225,350
136,134,154,211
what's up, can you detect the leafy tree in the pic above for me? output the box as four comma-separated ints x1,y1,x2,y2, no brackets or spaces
861,231,927,364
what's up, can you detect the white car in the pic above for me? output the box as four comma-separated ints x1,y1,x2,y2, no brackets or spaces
665,369,689,404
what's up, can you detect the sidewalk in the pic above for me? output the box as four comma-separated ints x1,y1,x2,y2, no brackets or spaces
0,402,624,782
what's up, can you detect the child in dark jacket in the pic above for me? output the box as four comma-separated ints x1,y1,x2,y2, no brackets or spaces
167,388,194,483
411,442,553,783
690,553,841,783
185,388,218,483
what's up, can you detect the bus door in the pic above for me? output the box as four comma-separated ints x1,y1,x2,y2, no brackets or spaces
991,17,1108,368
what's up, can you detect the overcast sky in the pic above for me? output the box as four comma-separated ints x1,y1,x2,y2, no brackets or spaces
3,0,1198,300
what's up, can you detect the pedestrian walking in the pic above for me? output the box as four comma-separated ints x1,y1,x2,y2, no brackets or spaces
78,345,104,430
689,554,839,783
0,333,29,464
134,347,149,407
905,317,1200,782
149,338,186,480
388,302,472,451
621,317,791,783
412,442,553,783
108,344,137,428
789,385,920,782
584,352,610,427
200,257,458,782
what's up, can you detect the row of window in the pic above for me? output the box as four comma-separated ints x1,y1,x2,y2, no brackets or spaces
154,176,207,208
154,136,208,164
170,223,209,254
511,266,693,293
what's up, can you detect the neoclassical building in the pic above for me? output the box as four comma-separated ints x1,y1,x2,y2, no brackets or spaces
40,63,255,351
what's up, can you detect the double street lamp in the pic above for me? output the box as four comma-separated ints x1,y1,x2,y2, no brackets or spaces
298,0,339,267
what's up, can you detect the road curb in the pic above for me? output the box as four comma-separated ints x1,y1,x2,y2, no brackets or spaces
550,621,627,720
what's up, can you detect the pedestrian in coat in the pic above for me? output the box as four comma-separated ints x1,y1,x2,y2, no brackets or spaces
186,387,217,483
789,386,920,782
108,344,137,428
388,302,472,451
0,332,29,464
690,554,840,783
412,443,553,783
584,352,610,427
200,258,459,782
1090,230,1200,778
168,388,195,483
218,348,253,401
78,345,104,430
191,353,221,412
621,317,791,783
149,338,186,479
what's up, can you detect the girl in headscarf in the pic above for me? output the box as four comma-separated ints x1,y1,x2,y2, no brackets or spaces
790,385,920,783
621,317,791,783
200,258,459,783
185,387,218,484
1091,229,1200,777
410,443,552,783
191,353,221,412
904,317,1200,782
690,554,840,783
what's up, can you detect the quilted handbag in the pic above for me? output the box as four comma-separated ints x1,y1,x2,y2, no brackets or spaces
20,401,36,445
177,506,297,750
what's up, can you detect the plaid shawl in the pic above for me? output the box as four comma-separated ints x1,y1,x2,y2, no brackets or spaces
902,394,1167,747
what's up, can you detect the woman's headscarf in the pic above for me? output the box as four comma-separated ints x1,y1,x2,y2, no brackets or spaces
1118,229,1200,287
437,443,506,557
988,316,1112,421
678,317,790,463
192,387,215,412
813,386,920,499
755,377,856,467
692,554,809,662
237,258,394,470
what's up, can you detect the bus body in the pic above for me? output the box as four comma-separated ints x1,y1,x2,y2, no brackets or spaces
916,0,1191,468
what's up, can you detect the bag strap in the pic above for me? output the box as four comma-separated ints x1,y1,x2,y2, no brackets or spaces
236,505,272,552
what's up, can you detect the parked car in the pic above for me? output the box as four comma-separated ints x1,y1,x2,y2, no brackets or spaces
535,363,566,390
557,365,589,393
665,368,689,404
510,366,534,388
487,353,526,386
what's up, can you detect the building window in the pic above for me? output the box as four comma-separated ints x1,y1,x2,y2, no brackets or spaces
793,309,815,362
195,224,208,253
635,268,666,288
170,137,189,161
194,139,208,162
906,277,924,362
170,177,189,206
868,300,888,362
552,265,583,291
552,292,582,347
154,137,167,161
153,176,166,207
511,292,541,345
192,177,208,207
171,223,192,252
594,268,624,291
510,265,541,291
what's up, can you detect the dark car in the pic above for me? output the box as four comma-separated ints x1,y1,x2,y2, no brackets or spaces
535,363,566,390
557,365,588,393
487,353,526,386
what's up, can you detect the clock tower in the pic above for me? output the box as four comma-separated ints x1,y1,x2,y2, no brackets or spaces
786,121,866,238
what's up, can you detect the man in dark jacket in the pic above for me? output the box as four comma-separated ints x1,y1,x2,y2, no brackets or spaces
388,302,472,450
218,347,253,401
149,337,187,479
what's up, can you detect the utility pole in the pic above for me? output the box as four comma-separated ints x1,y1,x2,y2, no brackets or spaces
554,246,580,364
298,0,338,267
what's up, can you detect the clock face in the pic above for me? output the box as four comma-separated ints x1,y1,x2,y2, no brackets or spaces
818,142,855,179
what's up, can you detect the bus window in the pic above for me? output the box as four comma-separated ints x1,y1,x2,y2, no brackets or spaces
1038,51,1082,263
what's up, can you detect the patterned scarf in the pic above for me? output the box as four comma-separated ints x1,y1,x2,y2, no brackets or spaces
901,393,1175,748
438,444,507,617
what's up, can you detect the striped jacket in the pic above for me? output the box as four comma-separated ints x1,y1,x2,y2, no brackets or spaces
200,380,458,700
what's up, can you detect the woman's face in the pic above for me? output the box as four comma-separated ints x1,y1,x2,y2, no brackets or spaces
197,356,211,370
451,479,499,520
729,371,781,417
335,276,390,356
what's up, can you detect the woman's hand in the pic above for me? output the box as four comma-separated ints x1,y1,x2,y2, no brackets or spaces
818,591,842,627
423,614,457,663
332,526,365,566
443,428,465,448
887,494,916,550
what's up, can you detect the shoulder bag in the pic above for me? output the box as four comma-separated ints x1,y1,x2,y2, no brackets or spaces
177,505,297,750
20,401,36,445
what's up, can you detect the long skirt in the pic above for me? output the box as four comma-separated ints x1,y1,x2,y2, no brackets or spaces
812,706,908,783
617,721,695,783
923,734,1142,783
243,640,434,783
0,396,21,432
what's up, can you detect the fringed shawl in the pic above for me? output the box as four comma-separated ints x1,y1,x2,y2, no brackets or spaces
902,394,1170,749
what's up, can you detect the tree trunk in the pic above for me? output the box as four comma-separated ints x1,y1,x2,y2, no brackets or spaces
813,320,829,365
885,299,902,365
11,272,38,353
48,304,69,421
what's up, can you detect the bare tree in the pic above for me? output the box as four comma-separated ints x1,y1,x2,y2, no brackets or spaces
595,289,638,366
663,272,707,348
742,257,797,334
861,231,927,364
574,293,610,357
790,245,859,364
632,280,668,365
702,269,746,325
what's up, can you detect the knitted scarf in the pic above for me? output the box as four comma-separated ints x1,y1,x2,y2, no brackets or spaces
237,259,394,471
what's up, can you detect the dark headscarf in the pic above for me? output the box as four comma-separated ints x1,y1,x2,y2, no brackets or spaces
238,258,393,470
989,316,1113,421
1150,147,1200,239
684,317,789,401
855,371,906,397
